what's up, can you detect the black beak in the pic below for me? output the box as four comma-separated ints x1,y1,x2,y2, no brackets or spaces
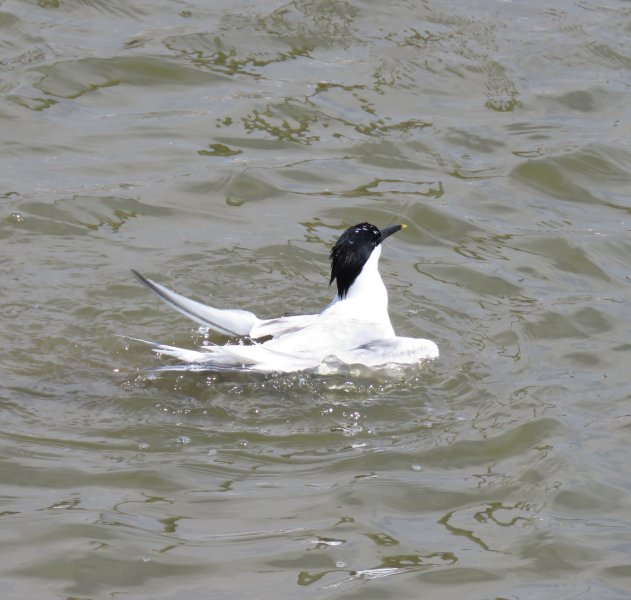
379,224,406,244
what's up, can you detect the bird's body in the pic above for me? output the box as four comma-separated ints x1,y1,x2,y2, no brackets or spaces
133,223,438,373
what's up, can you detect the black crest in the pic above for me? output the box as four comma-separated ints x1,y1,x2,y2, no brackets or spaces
329,223,382,299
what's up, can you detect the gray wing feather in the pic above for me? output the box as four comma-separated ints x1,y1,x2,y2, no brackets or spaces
132,270,259,337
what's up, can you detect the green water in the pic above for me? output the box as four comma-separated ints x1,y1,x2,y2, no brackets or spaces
1,1,631,598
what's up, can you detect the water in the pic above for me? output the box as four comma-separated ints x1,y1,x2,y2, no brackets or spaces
2,0,631,598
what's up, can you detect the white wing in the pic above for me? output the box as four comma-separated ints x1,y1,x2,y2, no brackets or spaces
133,270,260,336
133,271,321,340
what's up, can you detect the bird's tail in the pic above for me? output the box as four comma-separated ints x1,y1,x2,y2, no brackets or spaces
125,335,318,373
125,336,260,370
132,270,260,337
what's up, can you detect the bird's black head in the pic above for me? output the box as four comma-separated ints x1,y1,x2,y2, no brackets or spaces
329,222,405,299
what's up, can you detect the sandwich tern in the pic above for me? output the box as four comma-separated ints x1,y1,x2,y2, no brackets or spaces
132,222,438,373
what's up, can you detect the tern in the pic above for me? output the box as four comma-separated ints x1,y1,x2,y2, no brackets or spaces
132,222,438,373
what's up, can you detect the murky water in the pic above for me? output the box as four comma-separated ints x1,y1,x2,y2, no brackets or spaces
2,0,631,598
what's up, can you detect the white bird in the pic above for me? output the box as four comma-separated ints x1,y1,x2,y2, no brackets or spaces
132,222,438,373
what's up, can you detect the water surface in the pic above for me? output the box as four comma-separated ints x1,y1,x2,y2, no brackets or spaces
1,1,631,598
